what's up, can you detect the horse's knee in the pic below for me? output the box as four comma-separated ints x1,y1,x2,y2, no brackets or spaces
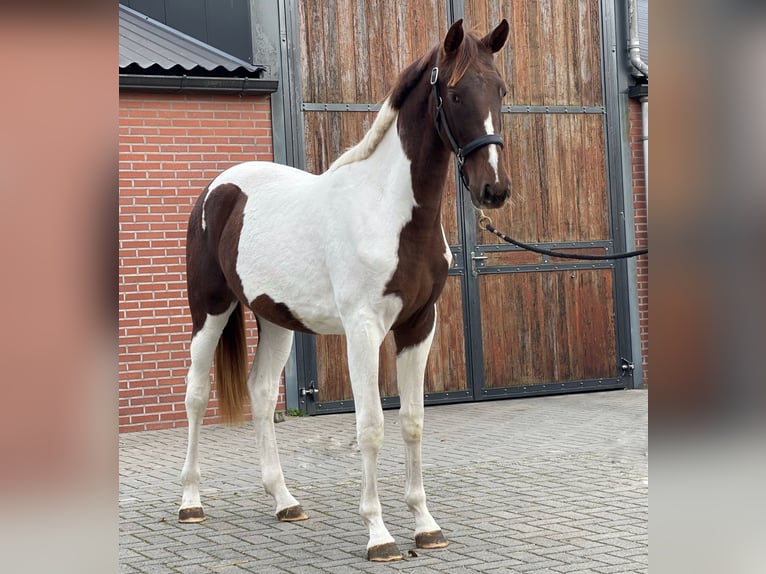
184,377,210,413
357,412,385,451
248,380,277,416
399,409,424,444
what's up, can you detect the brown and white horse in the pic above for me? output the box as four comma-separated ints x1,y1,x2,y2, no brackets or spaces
179,19,511,561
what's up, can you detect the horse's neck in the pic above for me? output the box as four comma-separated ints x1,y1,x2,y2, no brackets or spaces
324,93,451,230
396,90,453,222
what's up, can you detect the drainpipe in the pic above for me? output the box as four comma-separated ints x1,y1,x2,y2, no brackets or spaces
628,0,648,77
628,0,648,201
640,96,647,204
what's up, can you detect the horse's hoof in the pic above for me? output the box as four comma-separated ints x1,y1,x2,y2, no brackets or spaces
367,542,403,562
178,507,206,523
415,530,449,549
276,505,308,522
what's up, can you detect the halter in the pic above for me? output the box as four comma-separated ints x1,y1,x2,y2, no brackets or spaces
430,66,504,190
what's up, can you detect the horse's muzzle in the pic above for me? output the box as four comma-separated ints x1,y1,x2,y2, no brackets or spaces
478,181,510,209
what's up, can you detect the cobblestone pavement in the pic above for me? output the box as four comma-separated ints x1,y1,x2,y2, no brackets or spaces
119,390,647,573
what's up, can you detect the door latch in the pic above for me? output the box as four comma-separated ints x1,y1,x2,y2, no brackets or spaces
299,381,318,399
620,358,635,373
470,251,488,277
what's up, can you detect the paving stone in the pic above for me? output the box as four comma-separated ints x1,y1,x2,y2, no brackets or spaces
120,390,647,573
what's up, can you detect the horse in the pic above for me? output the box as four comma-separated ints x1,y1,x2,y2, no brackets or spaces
178,18,511,562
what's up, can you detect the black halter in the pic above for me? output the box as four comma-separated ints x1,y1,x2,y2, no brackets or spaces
430,66,504,190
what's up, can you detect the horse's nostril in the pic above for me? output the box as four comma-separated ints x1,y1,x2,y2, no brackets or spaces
483,183,492,201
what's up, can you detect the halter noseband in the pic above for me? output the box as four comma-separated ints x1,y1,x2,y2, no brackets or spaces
430,66,504,189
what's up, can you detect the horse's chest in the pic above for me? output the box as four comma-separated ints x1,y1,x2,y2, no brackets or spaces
384,228,451,321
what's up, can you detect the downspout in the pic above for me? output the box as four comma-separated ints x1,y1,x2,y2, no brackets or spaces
628,0,648,202
628,0,648,76
624,0,649,389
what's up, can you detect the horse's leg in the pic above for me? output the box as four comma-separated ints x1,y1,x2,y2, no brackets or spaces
346,318,401,562
179,303,236,523
394,306,448,549
248,317,306,521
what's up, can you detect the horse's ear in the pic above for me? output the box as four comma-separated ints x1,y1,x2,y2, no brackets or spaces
444,19,464,55
481,19,509,53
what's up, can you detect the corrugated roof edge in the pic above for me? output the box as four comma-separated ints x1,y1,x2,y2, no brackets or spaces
119,4,269,79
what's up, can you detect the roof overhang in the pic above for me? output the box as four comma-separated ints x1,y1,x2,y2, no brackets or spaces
119,74,278,95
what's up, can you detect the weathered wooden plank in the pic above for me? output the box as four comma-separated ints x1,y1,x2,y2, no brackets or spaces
352,1,370,101
442,170,459,245
479,269,616,387
476,114,608,245
335,0,356,104
464,0,603,106
424,276,467,393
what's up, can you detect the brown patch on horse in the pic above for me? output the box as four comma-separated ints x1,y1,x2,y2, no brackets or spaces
186,185,241,336
387,50,451,351
204,183,249,306
186,183,250,424
250,294,316,334
385,20,510,351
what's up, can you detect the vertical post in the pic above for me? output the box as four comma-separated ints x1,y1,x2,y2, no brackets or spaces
601,0,640,388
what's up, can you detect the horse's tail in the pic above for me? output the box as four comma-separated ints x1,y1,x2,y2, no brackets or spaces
215,302,249,425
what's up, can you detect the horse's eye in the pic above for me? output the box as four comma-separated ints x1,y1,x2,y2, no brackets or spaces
450,93,461,104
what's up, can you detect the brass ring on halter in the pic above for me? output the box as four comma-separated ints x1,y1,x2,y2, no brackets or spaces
477,210,492,230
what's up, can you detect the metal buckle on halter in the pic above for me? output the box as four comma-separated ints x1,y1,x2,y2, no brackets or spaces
430,67,439,85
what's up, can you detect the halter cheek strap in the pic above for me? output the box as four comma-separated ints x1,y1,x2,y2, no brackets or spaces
430,67,504,188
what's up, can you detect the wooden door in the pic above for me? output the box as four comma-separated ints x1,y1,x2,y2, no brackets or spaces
296,1,472,412
292,0,630,413
462,0,624,397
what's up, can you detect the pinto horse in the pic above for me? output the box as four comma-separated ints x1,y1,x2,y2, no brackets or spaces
179,19,511,562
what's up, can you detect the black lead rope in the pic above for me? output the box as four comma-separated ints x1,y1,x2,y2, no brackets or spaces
429,65,647,262
478,215,648,260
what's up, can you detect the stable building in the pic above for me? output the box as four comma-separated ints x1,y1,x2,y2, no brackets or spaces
118,0,648,432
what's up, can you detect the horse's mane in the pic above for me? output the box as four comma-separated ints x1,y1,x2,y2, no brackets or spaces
327,99,398,172
328,31,485,172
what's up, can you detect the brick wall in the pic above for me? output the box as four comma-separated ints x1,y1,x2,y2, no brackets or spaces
629,97,649,386
119,92,281,432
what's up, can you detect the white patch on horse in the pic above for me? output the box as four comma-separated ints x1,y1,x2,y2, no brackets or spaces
200,188,212,231
207,102,415,336
483,111,500,183
441,225,452,267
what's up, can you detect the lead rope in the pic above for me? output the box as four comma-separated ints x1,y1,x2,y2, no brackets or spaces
476,210,648,261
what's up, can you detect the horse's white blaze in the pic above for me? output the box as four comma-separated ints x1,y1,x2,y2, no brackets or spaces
484,111,500,183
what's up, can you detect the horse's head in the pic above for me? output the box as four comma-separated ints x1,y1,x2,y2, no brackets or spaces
433,19,511,209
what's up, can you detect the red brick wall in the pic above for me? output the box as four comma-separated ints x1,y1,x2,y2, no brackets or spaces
629,97,649,386
119,92,281,432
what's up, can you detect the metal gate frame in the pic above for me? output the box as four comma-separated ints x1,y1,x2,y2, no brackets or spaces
272,0,639,415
